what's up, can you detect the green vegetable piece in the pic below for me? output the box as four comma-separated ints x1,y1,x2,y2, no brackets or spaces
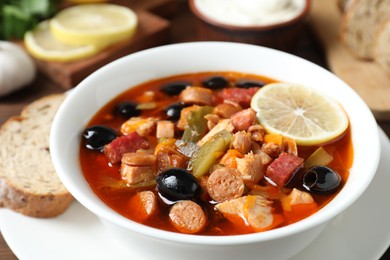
2,5,33,39
182,106,213,143
0,0,58,40
190,129,232,178
304,147,333,168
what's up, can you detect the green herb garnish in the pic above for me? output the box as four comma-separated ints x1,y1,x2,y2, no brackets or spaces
0,0,59,40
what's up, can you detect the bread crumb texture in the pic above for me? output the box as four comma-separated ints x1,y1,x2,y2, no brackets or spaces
0,94,74,217
341,0,390,60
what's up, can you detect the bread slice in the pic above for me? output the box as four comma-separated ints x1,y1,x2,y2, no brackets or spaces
374,18,390,74
337,0,354,12
340,0,390,60
0,94,74,217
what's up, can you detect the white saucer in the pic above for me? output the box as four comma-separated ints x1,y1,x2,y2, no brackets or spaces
1,128,389,260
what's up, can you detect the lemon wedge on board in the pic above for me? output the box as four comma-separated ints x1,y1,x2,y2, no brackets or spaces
250,83,349,146
24,21,99,62
49,4,138,48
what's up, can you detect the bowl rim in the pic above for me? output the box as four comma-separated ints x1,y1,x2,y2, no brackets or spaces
189,0,311,31
50,41,380,246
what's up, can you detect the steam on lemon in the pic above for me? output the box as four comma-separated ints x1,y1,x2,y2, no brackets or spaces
250,83,349,146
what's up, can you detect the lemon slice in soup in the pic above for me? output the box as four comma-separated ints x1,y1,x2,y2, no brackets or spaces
250,83,349,146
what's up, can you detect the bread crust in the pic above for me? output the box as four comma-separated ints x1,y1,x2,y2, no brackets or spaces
0,94,74,218
373,18,390,74
340,0,390,60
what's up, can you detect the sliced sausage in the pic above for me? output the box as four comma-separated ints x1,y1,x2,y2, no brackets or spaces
122,152,157,166
213,102,242,118
169,200,207,234
104,132,149,164
265,153,304,187
216,87,260,107
207,167,245,203
180,86,213,105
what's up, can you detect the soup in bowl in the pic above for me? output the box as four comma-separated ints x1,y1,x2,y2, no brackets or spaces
50,42,380,260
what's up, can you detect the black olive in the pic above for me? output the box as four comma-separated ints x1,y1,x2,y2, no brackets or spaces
202,76,229,89
161,81,191,96
165,103,186,120
236,80,265,88
82,125,117,151
156,168,200,202
115,101,140,118
302,166,341,194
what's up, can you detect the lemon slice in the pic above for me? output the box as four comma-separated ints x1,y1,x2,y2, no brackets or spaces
24,21,99,62
251,83,349,146
50,4,138,47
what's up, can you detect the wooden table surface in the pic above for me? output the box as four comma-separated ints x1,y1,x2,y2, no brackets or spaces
1,1,390,259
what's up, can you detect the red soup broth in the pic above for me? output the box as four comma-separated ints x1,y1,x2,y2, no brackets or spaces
80,72,353,236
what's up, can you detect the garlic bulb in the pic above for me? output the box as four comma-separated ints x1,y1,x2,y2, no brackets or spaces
0,41,36,97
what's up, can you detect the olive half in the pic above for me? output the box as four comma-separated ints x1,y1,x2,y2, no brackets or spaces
82,125,117,151
302,166,341,194
156,168,200,202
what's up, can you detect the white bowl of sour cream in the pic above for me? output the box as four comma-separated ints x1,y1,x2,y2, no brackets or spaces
189,0,311,51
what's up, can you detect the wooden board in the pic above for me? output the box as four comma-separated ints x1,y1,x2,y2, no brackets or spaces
32,10,170,89
310,0,390,121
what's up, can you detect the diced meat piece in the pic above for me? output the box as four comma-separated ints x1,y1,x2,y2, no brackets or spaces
216,87,260,107
262,134,298,157
104,132,149,164
216,195,284,232
129,191,159,221
251,143,272,163
121,152,157,166
231,131,252,154
261,142,282,158
180,86,213,105
230,108,256,131
156,120,175,138
120,164,156,185
197,119,234,146
236,152,268,183
177,105,201,130
207,167,245,203
281,188,318,224
282,188,315,211
156,152,188,173
204,113,220,130
120,117,158,136
265,153,304,187
248,124,266,142
214,102,242,118
169,200,207,234
155,138,189,173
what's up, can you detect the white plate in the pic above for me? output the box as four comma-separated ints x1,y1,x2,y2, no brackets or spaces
1,128,389,260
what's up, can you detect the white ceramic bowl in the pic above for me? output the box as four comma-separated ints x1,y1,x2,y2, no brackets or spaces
50,42,380,260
